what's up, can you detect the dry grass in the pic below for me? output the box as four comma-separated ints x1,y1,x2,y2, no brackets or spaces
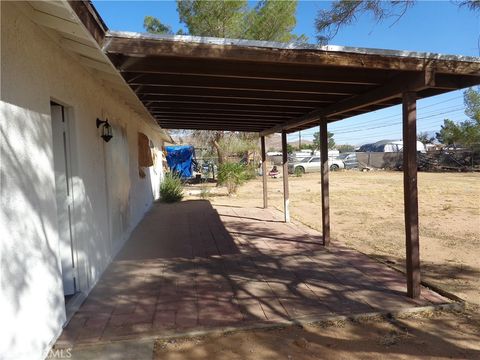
202,171,480,305
175,172,480,359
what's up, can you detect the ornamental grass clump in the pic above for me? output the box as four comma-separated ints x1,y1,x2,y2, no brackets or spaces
217,162,248,195
244,163,257,180
159,173,184,203
294,166,303,177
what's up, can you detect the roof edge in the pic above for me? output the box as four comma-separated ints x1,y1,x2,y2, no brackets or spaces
106,30,480,64
68,0,108,45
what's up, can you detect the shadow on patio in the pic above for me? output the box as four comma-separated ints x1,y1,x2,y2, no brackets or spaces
57,200,449,345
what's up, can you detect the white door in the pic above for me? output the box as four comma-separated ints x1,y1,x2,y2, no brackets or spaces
310,157,321,172
51,103,76,295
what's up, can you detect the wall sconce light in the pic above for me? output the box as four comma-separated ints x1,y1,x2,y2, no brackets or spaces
96,118,113,142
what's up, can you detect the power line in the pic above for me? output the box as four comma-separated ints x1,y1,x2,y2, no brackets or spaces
418,94,464,109
329,110,461,134
332,95,463,129
335,117,466,142
296,94,465,135
289,94,467,145
330,104,464,132
333,109,465,135
334,113,466,139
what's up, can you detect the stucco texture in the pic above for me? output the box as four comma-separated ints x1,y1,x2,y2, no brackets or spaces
0,3,164,359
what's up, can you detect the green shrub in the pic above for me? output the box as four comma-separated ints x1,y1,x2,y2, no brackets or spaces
217,162,248,195
294,167,303,177
244,163,257,180
159,173,184,203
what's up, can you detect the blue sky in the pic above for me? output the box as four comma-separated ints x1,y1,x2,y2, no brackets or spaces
93,1,479,145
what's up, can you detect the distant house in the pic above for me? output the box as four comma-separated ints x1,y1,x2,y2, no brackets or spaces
355,140,427,170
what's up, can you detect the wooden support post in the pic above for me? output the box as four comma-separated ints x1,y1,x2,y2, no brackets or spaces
261,136,268,209
281,131,290,223
402,91,421,299
320,120,330,246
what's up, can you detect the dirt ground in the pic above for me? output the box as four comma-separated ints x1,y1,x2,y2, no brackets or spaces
188,171,480,305
154,308,480,360
178,171,480,359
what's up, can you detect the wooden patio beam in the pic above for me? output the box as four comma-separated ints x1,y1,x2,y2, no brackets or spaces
402,91,421,299
158,120,268,127
155,121,286,128
163,125,263,131
261,136,268,209
158,124,271,131
433,73,480,90
320,121,330,246
143,99,315,112
118,61,389,85
154,114,281,121
147,105,308,114
152,116,297,123
281,132,290,223
126,74,370,95
150,110,296,118
153,113,285,120
138,88,347,103
104,34,480,74
260,70,435,136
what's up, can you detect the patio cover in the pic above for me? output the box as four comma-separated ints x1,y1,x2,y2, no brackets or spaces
70,0,480,299
98,32,480,134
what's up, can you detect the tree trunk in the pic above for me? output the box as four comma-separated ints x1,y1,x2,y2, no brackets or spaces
212,139,224,165
212,138,224,187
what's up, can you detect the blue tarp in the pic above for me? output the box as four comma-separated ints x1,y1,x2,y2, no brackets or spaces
165,145,195,179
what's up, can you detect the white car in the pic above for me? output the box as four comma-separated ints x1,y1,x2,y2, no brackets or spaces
288,156,345,174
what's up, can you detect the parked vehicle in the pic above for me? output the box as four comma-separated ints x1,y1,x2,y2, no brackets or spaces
288,156,345,174
293,149,314,160
292,150,340,162
337,153,359,169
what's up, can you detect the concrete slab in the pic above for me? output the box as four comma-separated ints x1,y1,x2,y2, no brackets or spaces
56,200,450,347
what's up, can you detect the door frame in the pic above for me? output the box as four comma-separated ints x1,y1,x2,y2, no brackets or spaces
50,100,80,297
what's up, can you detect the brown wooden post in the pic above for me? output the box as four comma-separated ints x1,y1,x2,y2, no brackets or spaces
261,136,268,209
320,120,330,246
402,91,421,299
281,131,290,222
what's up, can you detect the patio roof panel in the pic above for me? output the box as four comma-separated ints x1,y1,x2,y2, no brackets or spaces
101,31,480,134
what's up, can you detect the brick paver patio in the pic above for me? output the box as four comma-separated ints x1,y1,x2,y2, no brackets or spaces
57,200,448,345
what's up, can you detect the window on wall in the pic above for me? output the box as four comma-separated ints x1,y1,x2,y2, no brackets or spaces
138,132,153,178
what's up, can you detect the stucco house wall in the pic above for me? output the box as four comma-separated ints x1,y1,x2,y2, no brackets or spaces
0,3,165,359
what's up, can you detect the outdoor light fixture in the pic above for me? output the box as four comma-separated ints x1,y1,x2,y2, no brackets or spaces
96,118,113,142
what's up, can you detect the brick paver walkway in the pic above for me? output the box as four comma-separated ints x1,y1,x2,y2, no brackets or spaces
57,200,448,345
